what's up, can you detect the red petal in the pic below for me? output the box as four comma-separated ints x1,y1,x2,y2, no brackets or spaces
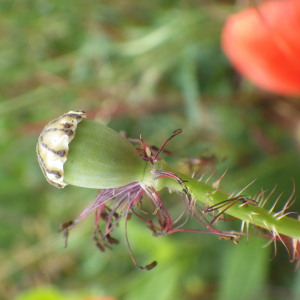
222,0,300,96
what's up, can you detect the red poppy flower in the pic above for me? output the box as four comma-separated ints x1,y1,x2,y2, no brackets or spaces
222,0,300,96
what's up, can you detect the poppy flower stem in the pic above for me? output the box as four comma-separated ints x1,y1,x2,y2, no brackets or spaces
152,160,300,241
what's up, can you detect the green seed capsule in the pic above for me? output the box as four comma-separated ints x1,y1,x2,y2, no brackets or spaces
37,111,151,189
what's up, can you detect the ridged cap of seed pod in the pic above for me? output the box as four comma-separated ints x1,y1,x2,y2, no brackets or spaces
36,111,86,188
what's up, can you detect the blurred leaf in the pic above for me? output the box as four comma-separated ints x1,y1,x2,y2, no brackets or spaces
14,286,66,300
218,237,270,300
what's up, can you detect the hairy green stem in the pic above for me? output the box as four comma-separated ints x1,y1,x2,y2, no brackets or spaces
153,160,300,239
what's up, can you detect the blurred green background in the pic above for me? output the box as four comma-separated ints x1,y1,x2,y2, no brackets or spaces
1,0,300,300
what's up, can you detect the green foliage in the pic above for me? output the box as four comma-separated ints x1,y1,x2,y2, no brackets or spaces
15,286,67,300
218,237,269,300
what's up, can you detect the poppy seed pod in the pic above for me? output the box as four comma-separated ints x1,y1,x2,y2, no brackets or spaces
37,111,152,189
